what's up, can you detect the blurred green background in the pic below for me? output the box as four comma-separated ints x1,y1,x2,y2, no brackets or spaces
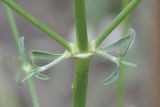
0,0,159,107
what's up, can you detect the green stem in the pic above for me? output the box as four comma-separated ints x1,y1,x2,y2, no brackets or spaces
4,3,19,50
73,0,88,52
72,1,90,107
72,58,90,107
27,78,40,107
1,0,71,51
94,0,140,48
117,65,127,107
121,0,129,34
117,0,129,107
4,3,40,107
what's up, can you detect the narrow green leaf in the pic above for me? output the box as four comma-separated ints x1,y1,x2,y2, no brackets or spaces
104,35,130,51
32,50,62,60
103,64,120,85
37,51,70,73
97,50,118,63
102,28,136,57
19,37,32,64
121,60,137,68
35,73,50,80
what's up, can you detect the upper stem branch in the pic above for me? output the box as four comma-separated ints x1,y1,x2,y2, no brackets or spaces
4,3,40,107
1,0,71,51
4,3,20,50
73,0,88,52
121,0,129,34
94,0,140,48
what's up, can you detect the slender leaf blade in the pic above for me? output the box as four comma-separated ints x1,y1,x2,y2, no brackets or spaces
32,50,62,60
121,28,136,57
102,28,136,57
19,37,32,63
105,36,130,52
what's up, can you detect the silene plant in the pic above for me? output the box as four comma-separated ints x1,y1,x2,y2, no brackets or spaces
1,0,140,107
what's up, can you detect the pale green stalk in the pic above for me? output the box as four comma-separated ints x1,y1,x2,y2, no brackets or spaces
121,0,129,33
27,76,40,107
117,0,129,107
4,4,40,107
4,4,19,49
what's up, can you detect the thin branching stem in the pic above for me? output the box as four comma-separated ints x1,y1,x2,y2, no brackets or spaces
4,4,19,50
94,0,140,48
4,3,40,107
121,0,129,34
1,0,71,51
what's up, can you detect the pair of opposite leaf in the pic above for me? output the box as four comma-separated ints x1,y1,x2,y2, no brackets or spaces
97,28,137,85
19,28,137,85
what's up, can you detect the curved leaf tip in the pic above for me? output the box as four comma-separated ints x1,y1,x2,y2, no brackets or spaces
103,64,120,85
35,73,50,80
121,28,136,57
19,37,32,64
101,28,136,57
